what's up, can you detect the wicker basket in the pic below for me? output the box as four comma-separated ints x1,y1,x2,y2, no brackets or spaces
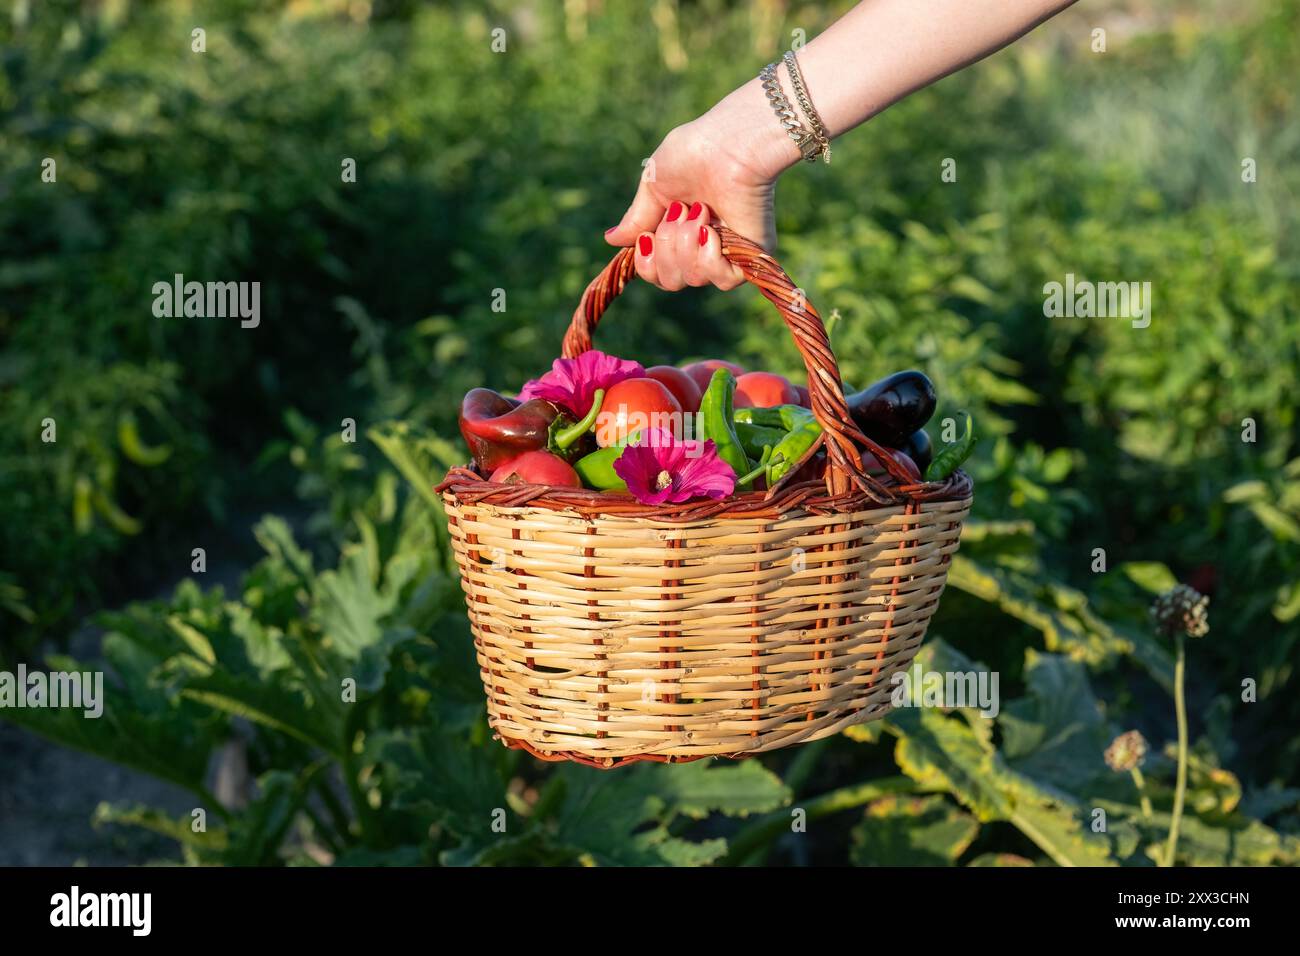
438,227,973,768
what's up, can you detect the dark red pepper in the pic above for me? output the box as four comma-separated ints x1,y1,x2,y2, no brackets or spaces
458,388,559,473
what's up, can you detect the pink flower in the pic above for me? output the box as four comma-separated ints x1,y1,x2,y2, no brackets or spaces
612,428,736,505
518,350,645,418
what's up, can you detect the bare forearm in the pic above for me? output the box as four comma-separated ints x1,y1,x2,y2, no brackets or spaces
709,0,1080,178
609,0,1078,279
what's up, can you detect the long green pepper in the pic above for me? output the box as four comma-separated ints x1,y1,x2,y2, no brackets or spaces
700,369,756,489
734,422,787,460
924,411,976,481
766,419,823,484
735,404,815,432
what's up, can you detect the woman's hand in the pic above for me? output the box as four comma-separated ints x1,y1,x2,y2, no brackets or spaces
604,0,1078,292
603,100,796,291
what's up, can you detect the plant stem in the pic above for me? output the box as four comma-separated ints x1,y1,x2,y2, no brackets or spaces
1130,766,1154,822
738,448,778,486
783,737,829,795
1163,632,1188,867
316,771,354,838
341,747,371,844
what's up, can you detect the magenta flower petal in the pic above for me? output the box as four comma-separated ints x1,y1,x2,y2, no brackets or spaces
613,429,736,505
518,350,645,418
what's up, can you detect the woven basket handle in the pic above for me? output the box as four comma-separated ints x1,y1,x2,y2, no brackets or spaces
562,225,915,498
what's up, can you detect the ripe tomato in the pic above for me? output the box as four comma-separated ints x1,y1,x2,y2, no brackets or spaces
645,365,702,414
680,359,745,393
735,371,799,408
490,450,581,487
596,377,683,447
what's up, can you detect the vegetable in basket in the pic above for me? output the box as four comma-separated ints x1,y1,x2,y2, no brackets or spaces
458,388,560,473
925,411,976,481
680,359,744,393
766,415,823,484
902,428,932,472
573,431,638,491
734,421,787,460
735,371,800,408
845,370,937,448
645,365,702,413
698,368,755,489
595,377,682,447
490,450,582,487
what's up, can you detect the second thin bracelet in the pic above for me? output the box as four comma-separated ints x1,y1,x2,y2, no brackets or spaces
759,62,823,164
783,50,831,164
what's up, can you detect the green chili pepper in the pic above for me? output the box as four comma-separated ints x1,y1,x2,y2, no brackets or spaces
924,411,976,481
767,419,823,485
700,369,755,488
733,406,786,429
735,422,787,461
573,428,636,491
776,404,815,431
734,404,814,432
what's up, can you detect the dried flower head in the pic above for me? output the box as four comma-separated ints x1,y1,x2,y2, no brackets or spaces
1151,583,1210,638
1104,730,1149,772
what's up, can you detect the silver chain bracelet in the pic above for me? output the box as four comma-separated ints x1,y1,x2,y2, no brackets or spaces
783,50,831,164
759,54,830,165
759,62,823,164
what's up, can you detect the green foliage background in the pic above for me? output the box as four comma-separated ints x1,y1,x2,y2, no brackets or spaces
1,0,1297,865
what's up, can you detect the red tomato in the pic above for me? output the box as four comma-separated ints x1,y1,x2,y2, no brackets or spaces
736,371,799,408
490,450,581,487
680,360,745,393
595,377,683,447
645,365,702,414
861,449,921,482
732,391,754,409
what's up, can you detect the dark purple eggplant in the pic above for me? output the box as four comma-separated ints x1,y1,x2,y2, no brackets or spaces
902,428,933,472
845,371,937,448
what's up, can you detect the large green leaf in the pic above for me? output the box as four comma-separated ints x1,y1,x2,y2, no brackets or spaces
1,655,221,797
947,555,1174,690
850,794,980,866
886,643,1118,866
371,727,511,848
549,762,790,867
311,547,399,659
1095,800,1295,866
999,650,1112,794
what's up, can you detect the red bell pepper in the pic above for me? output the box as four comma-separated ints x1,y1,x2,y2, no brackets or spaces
458,388,559,473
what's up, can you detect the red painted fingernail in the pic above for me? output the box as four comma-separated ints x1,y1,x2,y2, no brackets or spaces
687,202,703,221
666,201,683,222
698,226,708,246
605,226,617,235
638,235,653,256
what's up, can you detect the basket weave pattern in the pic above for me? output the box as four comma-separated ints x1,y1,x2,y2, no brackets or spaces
439,227,973,767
